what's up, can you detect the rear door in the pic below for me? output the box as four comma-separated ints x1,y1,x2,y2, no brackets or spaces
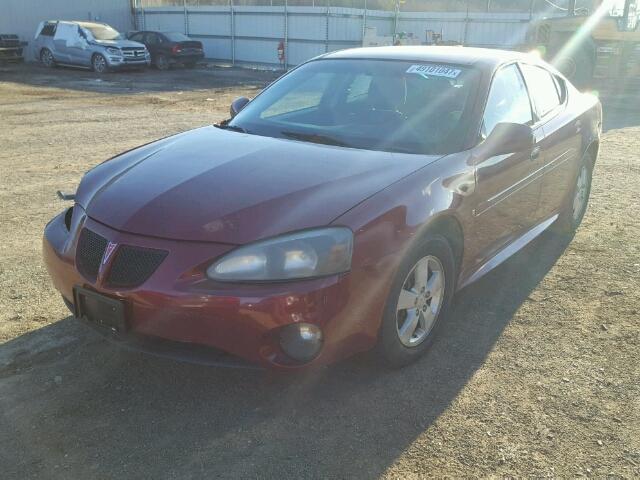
470,63,545,263
519,63,582,219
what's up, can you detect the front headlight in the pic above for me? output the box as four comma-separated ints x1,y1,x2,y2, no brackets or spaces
207,228,353,282
106,47,121,56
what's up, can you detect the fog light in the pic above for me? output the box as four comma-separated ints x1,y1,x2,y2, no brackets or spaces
279,323,323,362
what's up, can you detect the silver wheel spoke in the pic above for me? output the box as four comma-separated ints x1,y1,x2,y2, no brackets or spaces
397,288,419,310
420,307,436,330
413,258,429,292
395,254,446,348
426,270,442,296
398,309,420,344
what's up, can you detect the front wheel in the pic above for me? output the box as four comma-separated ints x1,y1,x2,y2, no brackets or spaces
377,235,455,367
92,54,108,74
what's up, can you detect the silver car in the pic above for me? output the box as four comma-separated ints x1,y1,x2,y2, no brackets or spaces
33,21,150,72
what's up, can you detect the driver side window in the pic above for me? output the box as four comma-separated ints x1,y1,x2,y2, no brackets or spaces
482,64,533,139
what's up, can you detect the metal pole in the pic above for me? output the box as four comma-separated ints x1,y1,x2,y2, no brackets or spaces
141,0,146,31
361,0,367,46
325,0,330,53
284,0,288,69
393,0,399,38
230,0,235,65
462,0,469,45
183,0,188,35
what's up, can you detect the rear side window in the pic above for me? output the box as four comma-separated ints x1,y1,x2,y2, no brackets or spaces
40,24,56,36
520,64,562,118
482,64,533,138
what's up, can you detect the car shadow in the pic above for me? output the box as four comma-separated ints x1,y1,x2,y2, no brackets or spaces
0,230,572,479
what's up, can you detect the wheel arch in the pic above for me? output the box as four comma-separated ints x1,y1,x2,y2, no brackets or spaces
415,213,465,281
585,139,599,167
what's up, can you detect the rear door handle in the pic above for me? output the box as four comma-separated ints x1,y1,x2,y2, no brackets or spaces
531,146,541,160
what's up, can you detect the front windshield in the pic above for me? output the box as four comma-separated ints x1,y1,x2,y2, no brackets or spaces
84,24,121,41
229,59,479,155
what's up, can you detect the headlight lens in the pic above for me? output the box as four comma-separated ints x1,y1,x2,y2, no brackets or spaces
106,47,121,56
207,228,353,282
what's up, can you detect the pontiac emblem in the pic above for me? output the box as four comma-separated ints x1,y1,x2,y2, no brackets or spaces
102,241,118,265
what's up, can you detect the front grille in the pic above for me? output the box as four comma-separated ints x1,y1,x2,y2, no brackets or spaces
107,245,167,288
122,48,146,58
76,228,108,282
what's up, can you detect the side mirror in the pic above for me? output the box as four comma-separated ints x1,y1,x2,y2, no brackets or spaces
230,96,250,119
477,122,534,158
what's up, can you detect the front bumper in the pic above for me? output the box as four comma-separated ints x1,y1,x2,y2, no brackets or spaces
106,56,150,69
43,208,379,369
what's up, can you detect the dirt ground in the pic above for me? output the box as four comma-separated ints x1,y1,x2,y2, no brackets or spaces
0,63,638,479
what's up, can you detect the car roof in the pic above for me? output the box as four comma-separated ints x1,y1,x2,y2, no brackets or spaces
322,46,535,71
46,20,111,28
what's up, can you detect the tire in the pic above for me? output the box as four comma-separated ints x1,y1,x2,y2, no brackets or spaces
155,54,169,71
377,234,456,367
553,152,594,235
184,61,197,69
555,47,594,89
92,54,108,74
40,48,55,68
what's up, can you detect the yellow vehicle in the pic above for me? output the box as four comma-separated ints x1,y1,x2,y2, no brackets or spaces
526,0,640,89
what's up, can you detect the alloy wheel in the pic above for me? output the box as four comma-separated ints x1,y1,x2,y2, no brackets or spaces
93,55,107,73
572,164,590,223
395,255,445,347
156,55,169,70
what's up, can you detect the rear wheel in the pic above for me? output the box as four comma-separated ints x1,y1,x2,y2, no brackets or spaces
92,54,108,74
155,54,169,71
377,235,455,367
40,48,55,68
553,153,594,234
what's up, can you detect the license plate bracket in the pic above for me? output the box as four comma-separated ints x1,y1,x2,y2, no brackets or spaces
73,286,127,333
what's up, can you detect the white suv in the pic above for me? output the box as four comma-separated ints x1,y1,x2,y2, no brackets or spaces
34,21,150,73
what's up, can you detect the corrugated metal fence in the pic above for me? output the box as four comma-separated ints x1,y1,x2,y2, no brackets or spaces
134,4,542,67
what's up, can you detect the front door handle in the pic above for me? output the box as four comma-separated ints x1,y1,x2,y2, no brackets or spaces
530,146,541,160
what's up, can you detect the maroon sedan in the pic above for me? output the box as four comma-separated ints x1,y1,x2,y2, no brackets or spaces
43,47,601,370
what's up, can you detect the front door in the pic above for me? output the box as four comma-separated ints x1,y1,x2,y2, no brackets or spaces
67,26,93,67
468,63,544,268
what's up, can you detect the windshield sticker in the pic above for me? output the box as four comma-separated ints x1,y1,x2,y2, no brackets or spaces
406,64,462,79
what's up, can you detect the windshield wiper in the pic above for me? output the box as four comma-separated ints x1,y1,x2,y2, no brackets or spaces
215,123,248,134
280,131,352,148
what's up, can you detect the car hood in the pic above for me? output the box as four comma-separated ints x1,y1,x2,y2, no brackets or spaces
93,39,145,49
77,126,441,244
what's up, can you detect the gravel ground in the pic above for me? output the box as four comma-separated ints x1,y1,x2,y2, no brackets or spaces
0,63,638,479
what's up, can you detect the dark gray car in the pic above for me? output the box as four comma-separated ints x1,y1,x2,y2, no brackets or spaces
33,20,150,72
